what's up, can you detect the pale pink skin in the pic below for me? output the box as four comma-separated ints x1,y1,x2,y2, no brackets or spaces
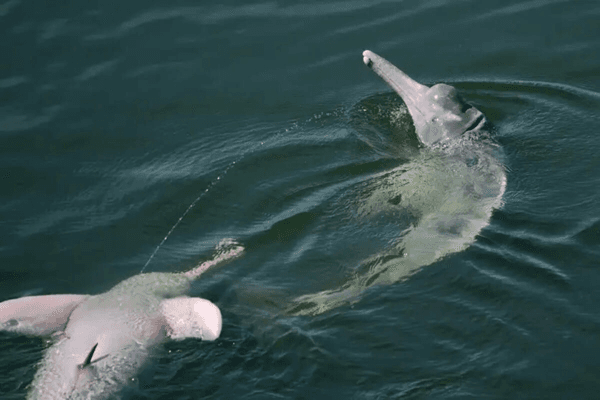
0,294,88,336
0,241,243,400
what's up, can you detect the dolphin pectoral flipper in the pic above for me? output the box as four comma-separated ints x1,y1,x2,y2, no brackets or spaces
0,294,89,336
161,297,222,341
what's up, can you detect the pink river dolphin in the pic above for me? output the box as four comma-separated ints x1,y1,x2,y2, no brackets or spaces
0,239,243,399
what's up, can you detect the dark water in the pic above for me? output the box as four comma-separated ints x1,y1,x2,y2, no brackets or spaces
2,0,600,398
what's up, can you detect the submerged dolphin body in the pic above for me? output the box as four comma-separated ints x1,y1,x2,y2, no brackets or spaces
289,50,506,315
0,239,244,400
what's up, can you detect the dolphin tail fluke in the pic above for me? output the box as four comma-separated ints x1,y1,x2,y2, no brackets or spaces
184,238,244,279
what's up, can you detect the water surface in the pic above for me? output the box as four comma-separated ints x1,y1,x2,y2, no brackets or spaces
1,0,600,398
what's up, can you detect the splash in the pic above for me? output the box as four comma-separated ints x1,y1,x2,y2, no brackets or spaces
140,161,238,273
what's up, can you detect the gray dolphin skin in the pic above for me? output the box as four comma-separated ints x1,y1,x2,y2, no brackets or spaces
289,50,506,316
362,50,487,147
0,239,243,400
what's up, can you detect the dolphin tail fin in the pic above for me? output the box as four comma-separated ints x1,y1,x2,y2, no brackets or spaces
184,238,244,279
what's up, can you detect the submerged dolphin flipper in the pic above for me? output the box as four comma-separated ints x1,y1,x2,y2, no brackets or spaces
0,294,89,336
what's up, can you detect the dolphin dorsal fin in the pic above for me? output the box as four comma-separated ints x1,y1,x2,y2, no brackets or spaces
79,343,98,369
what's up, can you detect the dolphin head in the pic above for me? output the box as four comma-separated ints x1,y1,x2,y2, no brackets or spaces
362,50,486,147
